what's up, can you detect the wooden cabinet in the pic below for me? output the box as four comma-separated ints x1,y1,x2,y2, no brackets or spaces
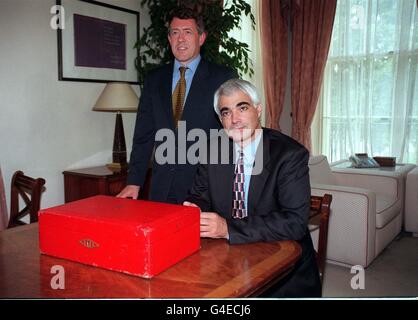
63,165,152,203
63,166,127,203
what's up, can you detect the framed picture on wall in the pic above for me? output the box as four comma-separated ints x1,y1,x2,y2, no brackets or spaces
56,0,139,84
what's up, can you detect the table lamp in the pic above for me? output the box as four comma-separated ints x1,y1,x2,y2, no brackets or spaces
93,82,139,170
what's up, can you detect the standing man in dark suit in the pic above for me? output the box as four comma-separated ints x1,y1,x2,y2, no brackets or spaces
117,7,237,203
184,79,321,297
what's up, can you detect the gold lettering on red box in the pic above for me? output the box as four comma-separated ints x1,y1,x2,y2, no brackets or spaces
79,239,100,249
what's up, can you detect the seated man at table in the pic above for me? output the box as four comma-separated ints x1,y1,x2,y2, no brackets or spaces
184,79,321,297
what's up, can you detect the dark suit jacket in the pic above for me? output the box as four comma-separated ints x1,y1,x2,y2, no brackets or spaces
127,59,237,203
187,128,321,297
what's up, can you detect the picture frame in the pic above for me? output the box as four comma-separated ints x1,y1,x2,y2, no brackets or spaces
56,0,139,84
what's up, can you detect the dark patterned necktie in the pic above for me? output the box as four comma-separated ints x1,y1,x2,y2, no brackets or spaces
172,66,187,127
232,151,247,219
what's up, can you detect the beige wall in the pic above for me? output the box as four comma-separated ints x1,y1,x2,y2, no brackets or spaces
0,0,148,213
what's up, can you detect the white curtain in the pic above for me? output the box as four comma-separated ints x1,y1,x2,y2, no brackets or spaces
314,0,418,163
222,0,266,125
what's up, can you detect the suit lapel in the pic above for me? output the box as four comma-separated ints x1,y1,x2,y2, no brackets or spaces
248,130,271,212
182,59,209,120
161,63,175,129
214,137,235,217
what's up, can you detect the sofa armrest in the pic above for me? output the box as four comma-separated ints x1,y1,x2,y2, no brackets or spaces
330,159,350,167
405,167,418,234
331,170,401,199
311,183,376,267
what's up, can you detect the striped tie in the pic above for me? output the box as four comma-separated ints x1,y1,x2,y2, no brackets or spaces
172,66,187,127
232,151,247,219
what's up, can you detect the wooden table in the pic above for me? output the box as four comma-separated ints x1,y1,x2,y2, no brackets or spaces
0,224,301,298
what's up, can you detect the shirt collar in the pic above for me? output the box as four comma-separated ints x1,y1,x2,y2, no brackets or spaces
174,54,201,74
234,130,263,163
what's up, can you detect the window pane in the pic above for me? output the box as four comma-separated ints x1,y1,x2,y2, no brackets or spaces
371,56,394,117
373,0,397,53
371,120,391,155
404,121,418,163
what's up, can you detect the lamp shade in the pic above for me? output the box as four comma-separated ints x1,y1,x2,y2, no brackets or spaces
93,82,138,112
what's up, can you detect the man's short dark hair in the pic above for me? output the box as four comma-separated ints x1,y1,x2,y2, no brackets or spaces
168,6,205,34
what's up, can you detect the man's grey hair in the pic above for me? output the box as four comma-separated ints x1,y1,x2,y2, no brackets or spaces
213,79,261,116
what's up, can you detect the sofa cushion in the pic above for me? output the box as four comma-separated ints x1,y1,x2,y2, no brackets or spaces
308,155,336,185
375,194,401,228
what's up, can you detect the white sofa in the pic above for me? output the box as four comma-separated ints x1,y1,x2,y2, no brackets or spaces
308,155,405,268
405,167,418,237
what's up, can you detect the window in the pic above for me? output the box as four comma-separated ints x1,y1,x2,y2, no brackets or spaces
316,0,418,163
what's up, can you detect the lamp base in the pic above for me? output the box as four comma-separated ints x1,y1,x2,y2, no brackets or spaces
106,162,129,172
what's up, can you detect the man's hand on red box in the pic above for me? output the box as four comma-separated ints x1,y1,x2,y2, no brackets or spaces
117,185,140,199
183,201,199,208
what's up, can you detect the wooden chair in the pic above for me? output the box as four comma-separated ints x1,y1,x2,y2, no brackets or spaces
309,194,332,284
7,171,45,228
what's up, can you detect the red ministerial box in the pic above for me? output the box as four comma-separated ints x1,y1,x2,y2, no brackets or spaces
38,195,200,278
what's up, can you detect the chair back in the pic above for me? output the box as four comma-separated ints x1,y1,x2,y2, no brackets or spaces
310,194,332,283
8,171,45,228
308,155,336,185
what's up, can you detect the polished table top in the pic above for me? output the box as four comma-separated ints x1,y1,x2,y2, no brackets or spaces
0,224,301,298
